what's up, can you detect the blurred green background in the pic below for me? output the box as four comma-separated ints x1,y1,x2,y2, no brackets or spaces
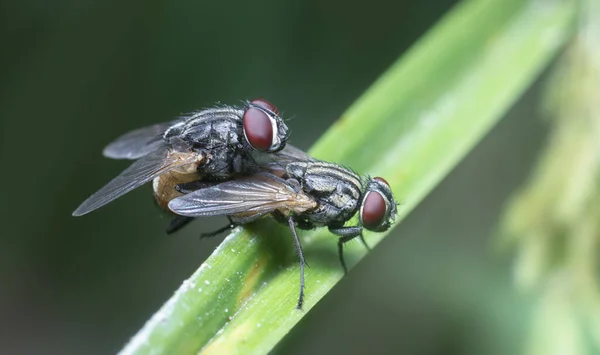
0,0,553,354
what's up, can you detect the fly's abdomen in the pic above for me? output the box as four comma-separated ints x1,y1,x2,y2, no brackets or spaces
153,171,200,211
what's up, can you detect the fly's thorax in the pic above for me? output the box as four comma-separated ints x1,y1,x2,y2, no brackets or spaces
173,106,243,136
301,162,361,200
184,118,241,150
167,110,251,177
197,142,259,178
163,106,243,151
285,162,309,181
286,161,363,224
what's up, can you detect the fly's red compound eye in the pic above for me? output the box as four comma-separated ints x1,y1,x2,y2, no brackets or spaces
243,107,274,151
361,191,387,230
250,98,279,115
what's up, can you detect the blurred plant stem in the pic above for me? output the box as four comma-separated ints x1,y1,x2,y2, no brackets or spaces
500,1,600,354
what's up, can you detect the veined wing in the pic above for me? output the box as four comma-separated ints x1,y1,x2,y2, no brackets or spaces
103,121,175,160
272,144,315,164
254,144,316,176
168,172,317,217
73,147,204,216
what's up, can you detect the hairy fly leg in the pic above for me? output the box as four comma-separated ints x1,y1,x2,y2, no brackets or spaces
288,216,307,310
174,180,219,194
200,217,237,239
166,215,194,234
328,226,365,275
359,234,371,251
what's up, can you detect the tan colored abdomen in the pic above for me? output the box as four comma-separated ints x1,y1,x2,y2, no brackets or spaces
153,171,200,211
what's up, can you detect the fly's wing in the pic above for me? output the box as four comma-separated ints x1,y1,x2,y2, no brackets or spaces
273,144,315,164
253,144,316,176
103,121,175,160
73,146,203,216
168,173,317,218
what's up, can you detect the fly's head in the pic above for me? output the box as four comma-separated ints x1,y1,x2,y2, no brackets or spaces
359,177,397,233
243,99,289,153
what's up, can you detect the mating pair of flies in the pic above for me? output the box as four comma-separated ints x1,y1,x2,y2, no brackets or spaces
73,99,397,309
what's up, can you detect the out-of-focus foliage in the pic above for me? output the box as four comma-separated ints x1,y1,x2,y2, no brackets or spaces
500,1,600,354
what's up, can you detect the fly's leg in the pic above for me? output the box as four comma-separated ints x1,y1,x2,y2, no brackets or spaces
174,180,219,194
200,217,237,239
328,226,364,275
166,215,194,235
359,234,371,251
288,216,306,310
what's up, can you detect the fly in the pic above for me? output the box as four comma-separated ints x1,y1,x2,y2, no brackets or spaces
168,156,397,309
72,99,290,234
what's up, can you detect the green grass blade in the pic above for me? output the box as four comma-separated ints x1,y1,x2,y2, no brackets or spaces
120,0,576,354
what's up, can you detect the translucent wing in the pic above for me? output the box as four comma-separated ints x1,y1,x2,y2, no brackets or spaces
272,144,315,164
73,146,203,216
253,144,316,176
103,121,175,160
168,173,317,217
